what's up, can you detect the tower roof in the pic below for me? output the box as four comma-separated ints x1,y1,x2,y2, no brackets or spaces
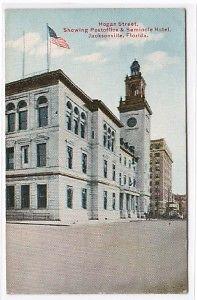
130,59,140,75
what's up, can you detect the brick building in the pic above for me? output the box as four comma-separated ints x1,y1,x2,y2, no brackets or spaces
150,138,173,217
5,60,152,224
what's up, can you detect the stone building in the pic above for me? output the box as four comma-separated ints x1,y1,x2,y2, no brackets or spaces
150,138,173,217
173,194,187,218
5,60,151,224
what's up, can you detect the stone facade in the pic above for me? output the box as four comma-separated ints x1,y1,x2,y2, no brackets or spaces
150,138,173,217
5,61,151,224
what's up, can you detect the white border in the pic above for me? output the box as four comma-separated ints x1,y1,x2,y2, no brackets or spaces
0,1,196,300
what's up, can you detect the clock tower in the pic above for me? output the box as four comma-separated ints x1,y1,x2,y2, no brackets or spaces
118,60,152,218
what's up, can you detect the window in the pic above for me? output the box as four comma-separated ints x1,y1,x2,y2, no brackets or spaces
18,101,27,130
6,147,14,170
107,128,111,150
7,113,15,133
124,175,126,185
119,173,122,185
37,184,47,209
129,160,131,168
103,191,107,210
104,160,108,178
37,143,46,167
21,145,29,165
37,96,48,127
119,194,123,210
133,178,136,187
129,177,132,187
126,195,130,210
67,185,73,208
92,130,95,139
112,164,116,181
67,146,73,169
74,119,79,134
82,188,87,209
21,185,30,209
19,111,27,130
66,101,72,130
124,157,127,166
112,193,116,210
103,123,115,152
67,114,72,130
80,112,86,138
81,123,85,138
111,131,115,152
6,186,15,209
155,152,160,157
82,153,87,174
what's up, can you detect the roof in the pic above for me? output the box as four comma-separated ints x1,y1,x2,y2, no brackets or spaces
5,69,123,128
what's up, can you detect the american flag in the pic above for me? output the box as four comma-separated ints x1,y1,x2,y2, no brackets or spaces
48,25,70,49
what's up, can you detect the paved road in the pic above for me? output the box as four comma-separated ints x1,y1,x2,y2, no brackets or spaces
6,220,187,294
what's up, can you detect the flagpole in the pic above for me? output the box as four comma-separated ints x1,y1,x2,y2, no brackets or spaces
22,31,25,78
46,23,49,72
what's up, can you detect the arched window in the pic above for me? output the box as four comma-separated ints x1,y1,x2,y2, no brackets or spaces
107,127,111,150
66,101,72,130
80,112,86,138
103,124,107,147
37,96,48,127
111,131,115,152
74,106,79,135
6,102,15,133
18,100,27,130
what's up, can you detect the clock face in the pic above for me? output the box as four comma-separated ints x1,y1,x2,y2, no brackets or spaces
127,117,137,128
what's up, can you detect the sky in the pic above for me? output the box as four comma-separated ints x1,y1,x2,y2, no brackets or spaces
5,8,186,194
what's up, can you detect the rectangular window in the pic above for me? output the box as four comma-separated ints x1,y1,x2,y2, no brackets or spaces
119,194,123,210
21,145,29,165
37,143,46,167
19,111,27,130
124,157,127,166
129,160,131,168
67,185,73,208
6,147,14,170
37,184,47,209
81,123,85,138
8,113,15,132
67,146,73,169
129,177,132,187
112,192,116,210
112,164,116,181
92,130,95,139
119,154,122,163
6,186,15,209
82,153,87,174
104,160,108,178
82,188,87,209
21,185,30,209
103,191,107,210
38,106,48,127
124,175,126,185
66,114,72,130
119,173,122,185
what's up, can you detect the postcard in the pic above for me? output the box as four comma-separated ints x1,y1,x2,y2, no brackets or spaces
2,4,195,298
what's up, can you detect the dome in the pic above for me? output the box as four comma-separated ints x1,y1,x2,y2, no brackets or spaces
130,60,140,75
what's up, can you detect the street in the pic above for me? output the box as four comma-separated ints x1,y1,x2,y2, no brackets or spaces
6,220,187,294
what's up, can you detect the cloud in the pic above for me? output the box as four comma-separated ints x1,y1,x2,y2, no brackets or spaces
142,51,179,73
96,23,164,48
6,32,41,51
6,32,71,58
74,52,107,63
